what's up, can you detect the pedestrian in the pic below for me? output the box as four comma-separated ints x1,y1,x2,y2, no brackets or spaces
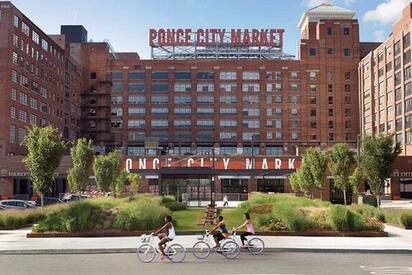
223,195,229,207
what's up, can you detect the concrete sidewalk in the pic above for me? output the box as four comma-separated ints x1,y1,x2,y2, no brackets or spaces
0,225,411,254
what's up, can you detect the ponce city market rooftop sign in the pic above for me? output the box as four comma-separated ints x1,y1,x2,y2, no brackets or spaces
149,28,285,48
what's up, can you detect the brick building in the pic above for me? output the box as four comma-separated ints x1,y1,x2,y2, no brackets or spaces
0,1,395,202
359,3,412,199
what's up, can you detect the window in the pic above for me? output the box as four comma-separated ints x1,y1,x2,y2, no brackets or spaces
112,95,123,104
243,95,259,104
395,57,401,71
345,121,352,129
151,108,168,115
128,96,145,104
242,120,260,128
174,83,191,92
344,84,351,93
327,72,334,81
327,48,333,55
345,96,351,104
344,72,351,80
329,109,334,116
327,27,332,35
197,120,214,128
197,96,214,103
345,108,352,116
220,96,237,104
10,125,16,144
220,71,236,80
395,72,402,86
197,83,214,92
406,115,412,128
12,52,17,64
174,71,191,80
404,49,411,64
129,71,146,80
220,108,237,114
30,114,37,125
13,15,19,27
328,121,334,129
220,83,237,92
174,107,191,115
197,72,214,80
128,83,145,92
12,70,17,82
10,106,16,119
242,83,260,92
152,71,168,80
242,108,259,116
174,120,191,128
174,96,191,104
32,31,39,44
394,40,401,56
30,97,38,109
220,120,237,128
152,83,168,92
405,82,412,97
405,66,411,81
310,85,317,92
13,34,18,47
329,133,334,141
290,72,299,80
41,39,48,51
128,120,145,128
128,108,145,115
266,83,282,92
404,32,410,49
309,72,317,80
18,128,26,144
310,97,316,104
309,48,316,56
242,132,260,141
21,22,29,36
242,72,259,80
111,71,123,80
112,83,123,92
290,84,299,92
111,107,123,116
406,98,412,113
90,72,96,79
151,96,168,104
310,109,316,116
19,92,28,105
343,27,350,35
328,96,333,104
197,107,214,115
396,87,402,101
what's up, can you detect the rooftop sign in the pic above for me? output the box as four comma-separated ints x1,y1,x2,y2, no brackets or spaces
149,28,284,48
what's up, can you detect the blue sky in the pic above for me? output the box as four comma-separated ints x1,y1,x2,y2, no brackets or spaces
10,0,411,58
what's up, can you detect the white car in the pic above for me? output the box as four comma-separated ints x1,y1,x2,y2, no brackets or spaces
0,200,36,209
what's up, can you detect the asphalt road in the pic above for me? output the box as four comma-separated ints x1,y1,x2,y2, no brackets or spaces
1,252,412,275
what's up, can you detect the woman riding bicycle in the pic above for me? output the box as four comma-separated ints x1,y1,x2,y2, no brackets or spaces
235,213,255,247
209,215,229,249
152,215,175,260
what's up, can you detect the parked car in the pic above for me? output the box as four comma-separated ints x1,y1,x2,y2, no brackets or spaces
61,194,90,202
0,204,6,210
35,197,63,206
0,200,36,209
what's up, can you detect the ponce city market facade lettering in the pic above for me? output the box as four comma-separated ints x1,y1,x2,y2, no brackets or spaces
149,28,285,47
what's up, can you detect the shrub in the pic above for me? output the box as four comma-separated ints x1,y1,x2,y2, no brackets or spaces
329,205,365,232
247,204,273,214
399,212,412,228
363,216,384,232
350,204,386,222
0,208,47,229
163,201,186,211
362,195,378,207
115,200,170,231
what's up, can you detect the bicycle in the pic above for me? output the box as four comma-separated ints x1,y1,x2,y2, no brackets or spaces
192,230,240,260
229,228,265,255
136,234,186,263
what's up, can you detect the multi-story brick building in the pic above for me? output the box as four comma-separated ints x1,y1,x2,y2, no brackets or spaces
359,3,412,199
0,1,81,196
0,1,393,202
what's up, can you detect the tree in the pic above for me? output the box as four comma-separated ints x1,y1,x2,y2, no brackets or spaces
128,173,140,195
359,134,401,208
289,170,302,193
114,169,128,197
328,143,356,205
305,148,328,199
23,126,66,209
67,138,95,195
93,150,121,193
349,167,363,194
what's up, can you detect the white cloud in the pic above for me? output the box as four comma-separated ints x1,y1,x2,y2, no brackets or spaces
363,0,410,24
373,29,386,41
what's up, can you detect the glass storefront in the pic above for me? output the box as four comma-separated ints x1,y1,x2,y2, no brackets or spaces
160,175,211,202
257,178,284,193
221,178,248,193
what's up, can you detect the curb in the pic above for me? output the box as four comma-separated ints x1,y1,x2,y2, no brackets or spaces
1,247,411,255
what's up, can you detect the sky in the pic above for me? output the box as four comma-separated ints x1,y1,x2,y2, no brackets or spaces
10,0,412,59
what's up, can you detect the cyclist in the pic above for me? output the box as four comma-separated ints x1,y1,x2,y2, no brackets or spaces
235,213,255,247
209,215,229,249
152,215,175,260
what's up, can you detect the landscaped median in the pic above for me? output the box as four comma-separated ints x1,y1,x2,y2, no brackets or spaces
1,194,412,237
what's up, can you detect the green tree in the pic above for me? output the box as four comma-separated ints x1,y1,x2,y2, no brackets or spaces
349,167,363,194
305,148,328,199
93,150,121,193
67,138,95,195
360,134,401,208
128,173,140,195
328,143,356,205
289,170,302,193
23,126,66,209
114,169,128,197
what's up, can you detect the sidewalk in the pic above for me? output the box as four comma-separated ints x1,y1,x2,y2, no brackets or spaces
0,225,411,254
381,200,412,209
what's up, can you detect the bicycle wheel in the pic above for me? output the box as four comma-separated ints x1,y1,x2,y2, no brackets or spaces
166,243,186,263
192,241,211,259
136,244,156,263
221,240,240,259
247,237,265,255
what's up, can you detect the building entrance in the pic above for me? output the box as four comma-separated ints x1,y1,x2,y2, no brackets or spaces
160,174,212,202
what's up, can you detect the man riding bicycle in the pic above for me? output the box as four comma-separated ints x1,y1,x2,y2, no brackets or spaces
208,215,229,249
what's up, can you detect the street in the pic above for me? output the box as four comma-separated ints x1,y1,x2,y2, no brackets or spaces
1,252,411,275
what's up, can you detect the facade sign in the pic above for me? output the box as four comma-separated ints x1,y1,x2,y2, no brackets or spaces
124,157,300,172
149,28,284,47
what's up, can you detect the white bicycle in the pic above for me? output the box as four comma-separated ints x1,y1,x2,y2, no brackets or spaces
136,234,186,263
192,230,240,260
229,228,265,255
